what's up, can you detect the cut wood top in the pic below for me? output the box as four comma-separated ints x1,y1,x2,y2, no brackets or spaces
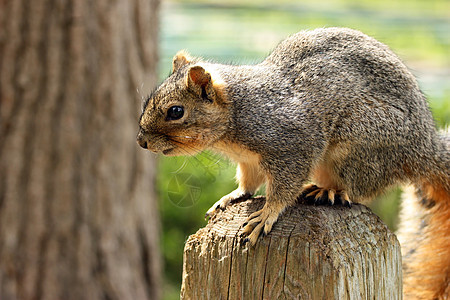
195,197,397,257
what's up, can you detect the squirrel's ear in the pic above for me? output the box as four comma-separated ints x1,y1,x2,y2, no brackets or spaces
187,66,211,87
187,66,214,102
172,50,193,73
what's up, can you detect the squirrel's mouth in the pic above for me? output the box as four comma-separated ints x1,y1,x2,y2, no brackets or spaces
162,148,175,155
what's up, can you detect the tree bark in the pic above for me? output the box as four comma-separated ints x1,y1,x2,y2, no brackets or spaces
181,197,402,299
0,0,160,299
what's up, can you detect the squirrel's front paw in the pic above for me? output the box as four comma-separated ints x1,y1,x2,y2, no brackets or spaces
205,190,252,219
300,184,352,207
242,202,286,246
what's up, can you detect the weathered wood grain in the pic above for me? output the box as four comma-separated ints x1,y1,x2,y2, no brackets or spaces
181,197,402,299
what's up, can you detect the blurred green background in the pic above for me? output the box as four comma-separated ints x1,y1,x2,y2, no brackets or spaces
156,0,449,298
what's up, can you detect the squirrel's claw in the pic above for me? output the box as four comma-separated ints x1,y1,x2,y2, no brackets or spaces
205,202,223,220
242,202,285,246
301,185,353,207
301,184,318,196
339,191,353,207
205,190,253,219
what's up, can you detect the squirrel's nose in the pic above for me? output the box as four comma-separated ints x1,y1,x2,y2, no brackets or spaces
136,131,148,149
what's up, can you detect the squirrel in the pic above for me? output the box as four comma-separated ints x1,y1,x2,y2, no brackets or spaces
137,27,450,299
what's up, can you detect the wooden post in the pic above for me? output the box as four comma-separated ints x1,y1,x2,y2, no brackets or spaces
181,197,402,299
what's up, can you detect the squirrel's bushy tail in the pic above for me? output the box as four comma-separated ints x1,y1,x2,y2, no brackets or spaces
398,130,450,299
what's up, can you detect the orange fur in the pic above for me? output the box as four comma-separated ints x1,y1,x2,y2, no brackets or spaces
399,183,450,299
311,142,351,193
214,141,266,193
213,141,261,164
311,164,340,191
422,182,450,204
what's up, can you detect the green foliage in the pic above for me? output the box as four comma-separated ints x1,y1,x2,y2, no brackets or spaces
158,152,236,284
158,1,449,299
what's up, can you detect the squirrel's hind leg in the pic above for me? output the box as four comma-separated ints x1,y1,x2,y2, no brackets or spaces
304,161,353,207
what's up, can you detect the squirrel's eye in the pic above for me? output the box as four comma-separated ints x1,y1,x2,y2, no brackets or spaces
166,105,184,121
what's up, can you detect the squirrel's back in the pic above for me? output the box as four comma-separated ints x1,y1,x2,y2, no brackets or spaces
265,28,391,65
264,28,425,110
240,28,446,196
264,27,424,110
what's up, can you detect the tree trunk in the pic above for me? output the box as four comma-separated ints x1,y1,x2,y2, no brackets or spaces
0,0,161,299
181,197,402,299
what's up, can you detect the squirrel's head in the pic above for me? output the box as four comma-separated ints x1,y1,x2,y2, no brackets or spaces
137,51,230,156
